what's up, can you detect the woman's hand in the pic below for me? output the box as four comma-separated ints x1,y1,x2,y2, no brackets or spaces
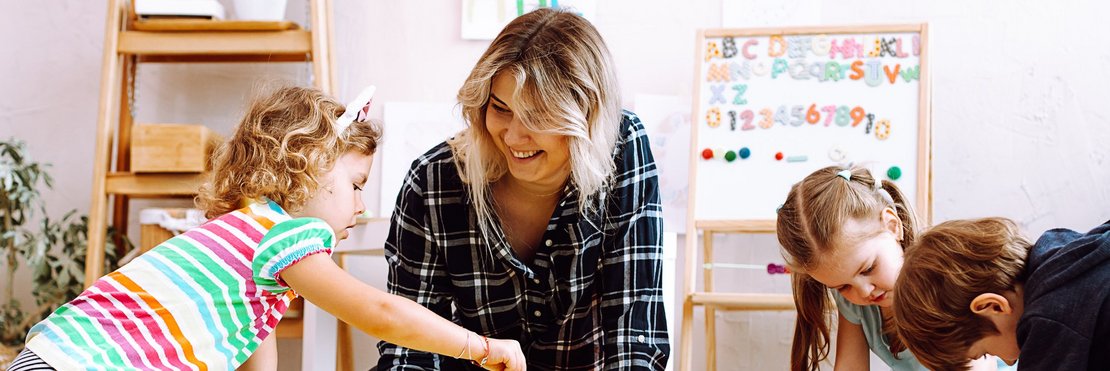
479,338,526,371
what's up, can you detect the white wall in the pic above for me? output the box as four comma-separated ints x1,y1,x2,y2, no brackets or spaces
2,0,1108,370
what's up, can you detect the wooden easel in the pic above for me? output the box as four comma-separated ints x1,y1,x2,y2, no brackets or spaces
677,24,931,370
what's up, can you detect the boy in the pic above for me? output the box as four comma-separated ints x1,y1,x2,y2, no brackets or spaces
892,217,1110,370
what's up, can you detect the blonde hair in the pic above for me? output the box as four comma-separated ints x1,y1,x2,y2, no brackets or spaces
196,86,382,218
775,165,918,371
893,218,1031,371
450,7,622,230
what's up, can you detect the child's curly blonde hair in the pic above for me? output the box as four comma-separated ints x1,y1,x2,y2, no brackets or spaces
196,86,382,218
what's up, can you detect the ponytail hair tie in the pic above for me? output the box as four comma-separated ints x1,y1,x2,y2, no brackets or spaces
336,85,376,133
836,169,852,181
874,176,895,204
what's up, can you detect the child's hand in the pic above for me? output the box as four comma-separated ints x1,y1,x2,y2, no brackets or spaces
479,338,526,371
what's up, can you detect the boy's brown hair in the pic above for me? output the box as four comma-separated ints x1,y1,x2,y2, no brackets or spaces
196,85,382,218
893,217,1032,370
776,165,918,371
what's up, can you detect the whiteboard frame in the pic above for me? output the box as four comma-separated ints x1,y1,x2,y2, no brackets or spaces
685,23,932,237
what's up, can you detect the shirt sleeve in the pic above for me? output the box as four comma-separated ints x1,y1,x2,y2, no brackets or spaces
832,291,863,325
253,217,335,294
376,160,461,370
599,113,670,370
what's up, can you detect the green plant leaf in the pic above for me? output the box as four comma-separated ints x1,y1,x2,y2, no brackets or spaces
0,138,134,344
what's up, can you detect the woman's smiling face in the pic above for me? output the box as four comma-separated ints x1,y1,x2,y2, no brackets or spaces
484,72,572,190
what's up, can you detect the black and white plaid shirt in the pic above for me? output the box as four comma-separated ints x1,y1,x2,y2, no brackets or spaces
377,111,669,370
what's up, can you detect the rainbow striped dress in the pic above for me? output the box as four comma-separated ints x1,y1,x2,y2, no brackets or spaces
24,199,335,370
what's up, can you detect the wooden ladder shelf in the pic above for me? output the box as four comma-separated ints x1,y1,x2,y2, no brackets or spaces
85,0,336,345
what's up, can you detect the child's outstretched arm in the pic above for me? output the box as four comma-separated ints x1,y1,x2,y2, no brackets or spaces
282,254,527,370
833,313,870,371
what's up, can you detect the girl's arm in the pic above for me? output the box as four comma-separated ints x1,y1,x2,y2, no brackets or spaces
833,313,871,371
281,254,526,370
237,332,277,371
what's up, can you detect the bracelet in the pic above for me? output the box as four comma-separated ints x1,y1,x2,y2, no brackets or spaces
470,335,490,366
454,331,470,359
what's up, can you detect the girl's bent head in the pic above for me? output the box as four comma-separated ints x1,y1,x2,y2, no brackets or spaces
197,85,382,218
777,165,917,305
776,165,918,370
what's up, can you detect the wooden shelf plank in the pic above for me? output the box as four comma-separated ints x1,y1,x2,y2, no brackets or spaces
690,292,794,310
275,317,303,339
354,216,389,225
695,219,777,233
138,54,309,63
118,30,312,60
132,19,299,32
105,172,204,197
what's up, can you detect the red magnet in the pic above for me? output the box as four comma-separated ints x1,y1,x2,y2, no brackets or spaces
701,148,714,160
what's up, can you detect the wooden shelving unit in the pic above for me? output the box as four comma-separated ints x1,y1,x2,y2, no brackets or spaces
85,0,335,286
84,0,337,355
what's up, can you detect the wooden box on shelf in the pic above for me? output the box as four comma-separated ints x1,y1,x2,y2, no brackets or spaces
138,207,204,252
131,123,221,173
139,214,177,253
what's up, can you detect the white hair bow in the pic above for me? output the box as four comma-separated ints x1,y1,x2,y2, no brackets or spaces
336,85,376,133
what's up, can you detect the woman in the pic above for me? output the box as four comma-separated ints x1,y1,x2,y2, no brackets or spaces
377,8,669,370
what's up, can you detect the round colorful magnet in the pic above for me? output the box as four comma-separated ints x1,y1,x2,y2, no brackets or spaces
739,147,751,159
724,150,737,162
701,148,714,160
887,166,902,180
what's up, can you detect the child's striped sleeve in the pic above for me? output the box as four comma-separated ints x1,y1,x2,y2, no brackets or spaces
253,218,336,293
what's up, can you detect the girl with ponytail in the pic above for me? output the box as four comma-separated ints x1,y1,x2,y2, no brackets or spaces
777,165,1004,370
776,165,922,370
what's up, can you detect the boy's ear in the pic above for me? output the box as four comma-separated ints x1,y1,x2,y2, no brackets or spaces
970,293,1012,315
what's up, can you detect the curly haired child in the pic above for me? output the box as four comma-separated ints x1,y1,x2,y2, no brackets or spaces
9,86,525,371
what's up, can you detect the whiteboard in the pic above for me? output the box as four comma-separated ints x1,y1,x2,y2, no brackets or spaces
690,25,931,222
377,102,467,217
634,94,691,233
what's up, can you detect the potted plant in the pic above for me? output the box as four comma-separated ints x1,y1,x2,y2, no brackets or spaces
0,139,130,365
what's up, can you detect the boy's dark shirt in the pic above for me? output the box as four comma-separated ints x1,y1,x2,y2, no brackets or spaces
1017,220,1110,370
